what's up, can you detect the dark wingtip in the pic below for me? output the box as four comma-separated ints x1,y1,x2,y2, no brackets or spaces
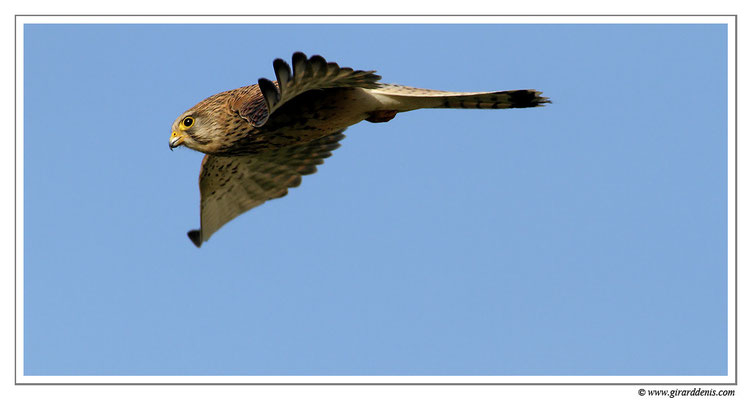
273,58,291,83
258,78,280,105
187,230,202,248
291,52,310,80
273,58,287,69
309,54,326,64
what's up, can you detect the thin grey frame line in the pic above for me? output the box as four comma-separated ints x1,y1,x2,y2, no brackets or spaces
14,14,738,386
13,13,738,17
734,15,738,388
12,382,741,386
14,13,17,388
15,14,738,17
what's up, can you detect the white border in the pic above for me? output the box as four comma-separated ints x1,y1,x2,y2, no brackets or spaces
15,15,25,386
726,13,737,388
15,14,736,385
11,15,736,24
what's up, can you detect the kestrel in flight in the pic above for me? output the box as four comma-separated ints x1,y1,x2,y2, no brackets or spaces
170,52,550,247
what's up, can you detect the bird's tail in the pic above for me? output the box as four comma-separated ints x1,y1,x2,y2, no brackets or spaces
368,83,550,112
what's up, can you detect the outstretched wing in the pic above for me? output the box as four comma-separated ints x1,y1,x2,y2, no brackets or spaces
187,131,346,247
231,52,382,127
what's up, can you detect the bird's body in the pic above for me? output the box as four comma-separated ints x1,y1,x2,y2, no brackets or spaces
196,87,383,155
170,52,549,247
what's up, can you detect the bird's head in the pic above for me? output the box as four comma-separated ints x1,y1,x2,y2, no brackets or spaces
169,94,239,155
169,109,213,153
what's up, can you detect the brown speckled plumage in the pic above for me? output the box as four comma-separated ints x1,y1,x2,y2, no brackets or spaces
170,52,550,247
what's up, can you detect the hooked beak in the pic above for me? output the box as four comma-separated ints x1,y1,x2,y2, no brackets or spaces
169,131,185,151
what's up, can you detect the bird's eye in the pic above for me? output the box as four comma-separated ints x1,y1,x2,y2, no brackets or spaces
181,117,195,128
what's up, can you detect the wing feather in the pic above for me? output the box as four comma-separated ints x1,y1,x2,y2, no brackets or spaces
187,131,346,247
232,52,381,128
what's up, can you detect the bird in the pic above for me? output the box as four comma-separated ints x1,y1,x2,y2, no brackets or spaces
170,52,550,247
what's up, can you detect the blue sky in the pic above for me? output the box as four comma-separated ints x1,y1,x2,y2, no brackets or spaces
23,23,728,376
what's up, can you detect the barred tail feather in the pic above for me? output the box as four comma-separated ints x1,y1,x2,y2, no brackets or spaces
436,89,550,110
368,83,550,111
